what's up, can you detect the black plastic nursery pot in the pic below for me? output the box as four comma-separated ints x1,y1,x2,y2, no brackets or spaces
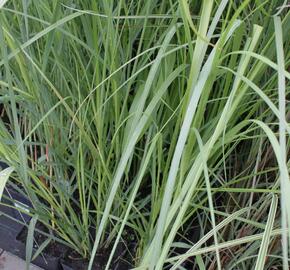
0,188,106,270
59,263,73,270
0,187,64,270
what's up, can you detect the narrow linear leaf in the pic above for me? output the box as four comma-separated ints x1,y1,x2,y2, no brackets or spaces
254,195,278,270
0,167,14,199
26,215,38,270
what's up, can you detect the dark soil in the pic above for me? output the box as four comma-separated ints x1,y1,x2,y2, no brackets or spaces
16,222,136,270
16,222,69,259
62,244,133,270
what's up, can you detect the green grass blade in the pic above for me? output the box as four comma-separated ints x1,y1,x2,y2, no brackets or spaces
0,167,14,199
26,215,38,270
254,195,278,270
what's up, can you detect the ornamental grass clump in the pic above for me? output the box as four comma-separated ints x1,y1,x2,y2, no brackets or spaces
0,1,289,269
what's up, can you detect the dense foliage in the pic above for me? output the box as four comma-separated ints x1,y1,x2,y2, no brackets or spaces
0,1,289,269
